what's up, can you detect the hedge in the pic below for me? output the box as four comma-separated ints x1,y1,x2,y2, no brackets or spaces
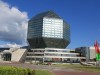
0,66,35,75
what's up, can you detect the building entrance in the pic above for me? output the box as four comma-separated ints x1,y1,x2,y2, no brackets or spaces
3,53,11,61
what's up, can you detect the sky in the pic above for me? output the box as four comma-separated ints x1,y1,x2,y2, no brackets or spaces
0,0,100,49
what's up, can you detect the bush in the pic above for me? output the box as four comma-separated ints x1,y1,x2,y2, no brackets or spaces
0,66,35,75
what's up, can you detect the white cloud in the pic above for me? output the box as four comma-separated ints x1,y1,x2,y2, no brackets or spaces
0,43,21,48
0,1,29,47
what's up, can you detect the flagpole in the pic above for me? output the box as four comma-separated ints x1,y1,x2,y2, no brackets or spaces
94,40,98,67
94,41,96,66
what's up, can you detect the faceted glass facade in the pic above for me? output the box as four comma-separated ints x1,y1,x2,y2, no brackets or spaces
43,18,63,38
27,19,43,38
63,21,70,41
27,11,70,48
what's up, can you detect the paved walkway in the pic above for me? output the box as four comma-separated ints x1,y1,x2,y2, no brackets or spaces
53,71,100,75
0,62,100,75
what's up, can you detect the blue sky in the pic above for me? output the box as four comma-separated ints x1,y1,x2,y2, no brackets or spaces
0,0,100,49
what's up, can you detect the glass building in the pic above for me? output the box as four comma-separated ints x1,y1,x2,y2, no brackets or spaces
27,11,70,48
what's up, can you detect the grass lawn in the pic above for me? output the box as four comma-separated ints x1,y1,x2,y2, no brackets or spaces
52,64,100,72
35,70,53,75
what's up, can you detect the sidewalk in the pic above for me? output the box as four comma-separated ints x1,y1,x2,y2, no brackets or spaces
53,71,100,75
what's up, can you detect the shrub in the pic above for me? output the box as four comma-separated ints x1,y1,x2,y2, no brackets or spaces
0,66,35,75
